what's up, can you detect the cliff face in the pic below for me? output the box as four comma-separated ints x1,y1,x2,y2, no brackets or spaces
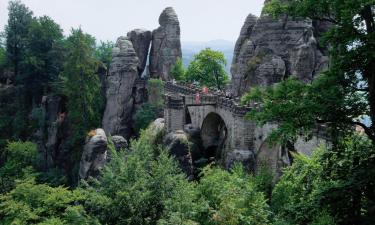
231,4,329,97
149,7,182,80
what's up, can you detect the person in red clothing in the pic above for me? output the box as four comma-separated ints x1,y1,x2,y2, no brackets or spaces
195,92,200,104
202,86,209,94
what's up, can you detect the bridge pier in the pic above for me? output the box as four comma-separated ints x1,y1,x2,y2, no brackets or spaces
164,95,185,133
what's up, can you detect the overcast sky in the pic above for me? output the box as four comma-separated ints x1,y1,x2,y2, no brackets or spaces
0,0,264,43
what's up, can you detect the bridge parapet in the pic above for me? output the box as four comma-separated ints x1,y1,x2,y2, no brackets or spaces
164,81,253,116
165,81,198,95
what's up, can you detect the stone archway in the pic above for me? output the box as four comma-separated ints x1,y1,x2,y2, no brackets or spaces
200,112,227,160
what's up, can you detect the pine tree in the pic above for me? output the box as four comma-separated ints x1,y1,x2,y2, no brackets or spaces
61,28,102,141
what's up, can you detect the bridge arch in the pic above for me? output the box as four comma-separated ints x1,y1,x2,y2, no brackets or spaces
201,112,228,160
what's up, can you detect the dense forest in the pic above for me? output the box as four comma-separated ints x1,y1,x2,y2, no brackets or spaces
0,0,374,225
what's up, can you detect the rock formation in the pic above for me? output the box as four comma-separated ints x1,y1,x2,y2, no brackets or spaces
127,29,152,76
225,149,256,172
79,129,108,180
231,2,329,97
102,37,139,138
35,95,71,171
149,7,182,80
112,135,128,151
163,130,194,179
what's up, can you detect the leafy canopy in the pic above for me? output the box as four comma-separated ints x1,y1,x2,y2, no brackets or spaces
61,28,102,139
185,48,229,90
170,58,186,82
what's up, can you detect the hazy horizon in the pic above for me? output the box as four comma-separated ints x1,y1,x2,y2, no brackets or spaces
0,0,264,43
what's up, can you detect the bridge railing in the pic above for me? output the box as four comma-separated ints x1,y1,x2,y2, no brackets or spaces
164,81,253,116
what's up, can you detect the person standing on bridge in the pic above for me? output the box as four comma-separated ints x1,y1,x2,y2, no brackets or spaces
195,91,201,104
202,86,209,94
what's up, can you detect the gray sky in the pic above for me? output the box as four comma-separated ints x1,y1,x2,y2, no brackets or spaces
0,0,264,42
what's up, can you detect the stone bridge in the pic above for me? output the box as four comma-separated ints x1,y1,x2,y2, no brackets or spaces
163,81,327,172
164,82,257,166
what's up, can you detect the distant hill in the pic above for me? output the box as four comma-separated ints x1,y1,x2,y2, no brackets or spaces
181,40,234,75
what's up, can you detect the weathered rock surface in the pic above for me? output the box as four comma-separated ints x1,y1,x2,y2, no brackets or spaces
79,129,108,180
127,29,152,76
102,37,139,139
225,149,256,172
112,135,128,151
149,7,182,80
35,95,71,171
163,130,194,178
231,3,329,97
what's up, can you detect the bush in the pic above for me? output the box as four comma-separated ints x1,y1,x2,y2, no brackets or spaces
272,135,375,225
81,125,197,225
0,141,38,193
0,175,97,224
134,79,164,132
170,58,186,82
196,164,271,225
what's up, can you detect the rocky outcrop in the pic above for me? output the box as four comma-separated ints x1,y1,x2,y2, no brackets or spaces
35,95,71,171
163,130,194,179
127,29,152,76
232,14,258,68
225,149,256,172
79,129,108,180
149,7,182,80
102,37,139,139
112,135,128,151
231,2,329,97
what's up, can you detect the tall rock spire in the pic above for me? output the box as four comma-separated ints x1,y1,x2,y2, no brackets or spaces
149,7,182,81
102,37,139,138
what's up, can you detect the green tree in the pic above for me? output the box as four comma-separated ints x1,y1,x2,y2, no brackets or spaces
272,135,375,225
0,141,38,194
23,15,65,102
95,40,114,73
170,58,186,82
81,124,198,225
61,28,102,140
0,43,5,70
196,165,271,225
5,0,33,78
0,175,98,225
186,48,229,90
134,79,164,132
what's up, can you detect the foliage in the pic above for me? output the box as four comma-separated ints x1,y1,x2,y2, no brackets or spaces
272,135,375,225
170,58,186,82
196,164,271,225
0,175,98,225
5,0,33,78
134,79,164,132
241,75,364,145
61,28,102,142
0,141,38,193
185,48,229,90
95,40,114,72
3,1,65,141
81,125,198,225
134,103,161,132
0,45,5,70
263,0,375,143
22,15,65,100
